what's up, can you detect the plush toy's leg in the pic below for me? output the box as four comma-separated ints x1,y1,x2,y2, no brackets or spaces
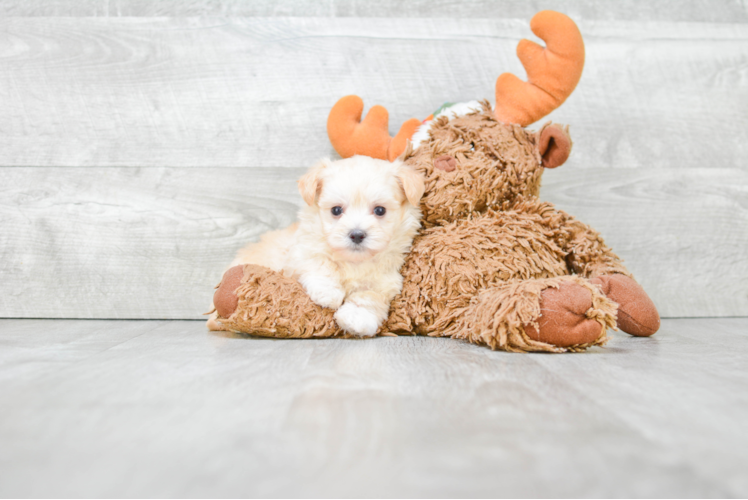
213,265,244,319
445,276,617,353
590,274,660,336
210,264,343,338
522,202,660,337
206,265,245,332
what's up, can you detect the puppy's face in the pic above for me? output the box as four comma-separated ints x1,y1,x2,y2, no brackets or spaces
298,156,424,263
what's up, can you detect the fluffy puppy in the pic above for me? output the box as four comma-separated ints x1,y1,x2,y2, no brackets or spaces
228,155,424,337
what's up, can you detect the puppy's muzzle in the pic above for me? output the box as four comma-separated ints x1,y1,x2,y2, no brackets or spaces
349,229,367,245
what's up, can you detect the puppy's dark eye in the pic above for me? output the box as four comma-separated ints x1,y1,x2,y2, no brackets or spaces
374,206,386,217
331,206,343,216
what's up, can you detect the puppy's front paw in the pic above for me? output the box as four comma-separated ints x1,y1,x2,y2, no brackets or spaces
303,279,345,309
334,303,380,337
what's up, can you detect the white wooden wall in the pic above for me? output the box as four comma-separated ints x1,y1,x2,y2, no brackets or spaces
1,1,746,319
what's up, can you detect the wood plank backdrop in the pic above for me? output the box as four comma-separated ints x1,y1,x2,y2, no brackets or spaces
1,1,746,319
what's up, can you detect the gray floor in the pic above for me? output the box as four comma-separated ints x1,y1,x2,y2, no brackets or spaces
0,318,746,498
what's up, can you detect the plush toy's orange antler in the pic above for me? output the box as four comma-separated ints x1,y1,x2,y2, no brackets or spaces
494,10,585,126
327,95,421,161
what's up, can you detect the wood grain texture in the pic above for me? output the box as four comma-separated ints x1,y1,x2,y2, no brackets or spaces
0,317,746,497
0,167,302,319
0,17,746,169
542,166,748,318
1,165,746,319
2,0,746,22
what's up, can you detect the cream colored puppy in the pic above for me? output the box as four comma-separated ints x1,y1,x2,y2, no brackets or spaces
229,155,424,337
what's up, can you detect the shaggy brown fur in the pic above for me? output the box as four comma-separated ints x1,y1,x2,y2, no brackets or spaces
408,105,544,228
213,105,658,352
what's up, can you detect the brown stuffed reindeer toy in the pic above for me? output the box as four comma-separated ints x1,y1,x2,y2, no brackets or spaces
210,10,660,352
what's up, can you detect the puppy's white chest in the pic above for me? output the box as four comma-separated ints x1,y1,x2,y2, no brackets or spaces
339,271,379,294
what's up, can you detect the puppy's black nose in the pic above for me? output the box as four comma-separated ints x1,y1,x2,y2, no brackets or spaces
349,229,367,245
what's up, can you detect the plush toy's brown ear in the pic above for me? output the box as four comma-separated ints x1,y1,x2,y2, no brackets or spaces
298,159,329,206
396,162,425,207
538,124,572,169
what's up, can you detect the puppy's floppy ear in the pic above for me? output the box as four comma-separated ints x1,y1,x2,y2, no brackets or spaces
395,162,425,207
298,158,330,206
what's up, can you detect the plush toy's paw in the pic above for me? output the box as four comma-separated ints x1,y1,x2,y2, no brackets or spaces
591,274,660,337
213,265,244,319
523,283,603,347
334,303,380,337
301,276,346,310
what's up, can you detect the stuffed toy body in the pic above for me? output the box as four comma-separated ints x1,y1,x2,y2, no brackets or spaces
210,11,660,352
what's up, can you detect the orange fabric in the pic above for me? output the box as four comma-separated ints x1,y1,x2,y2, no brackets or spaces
327,95,420,161
494,10,585,126
389,118,421,161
